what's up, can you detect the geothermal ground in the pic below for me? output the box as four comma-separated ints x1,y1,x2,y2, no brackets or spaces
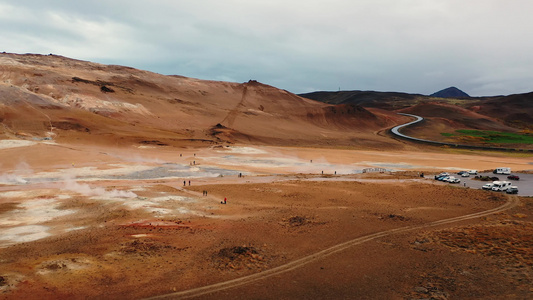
0,140,532,299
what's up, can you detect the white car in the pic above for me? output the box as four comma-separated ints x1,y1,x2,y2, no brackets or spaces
448,177,460,183
482,183,494,190
461,173,470,177
468,170,477,175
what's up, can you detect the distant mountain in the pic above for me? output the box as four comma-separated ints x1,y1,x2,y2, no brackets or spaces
430,87,470,98
299,88,533,131
298,90,425,110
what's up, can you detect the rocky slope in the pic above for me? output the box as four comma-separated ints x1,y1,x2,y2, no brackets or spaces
0,53,402,149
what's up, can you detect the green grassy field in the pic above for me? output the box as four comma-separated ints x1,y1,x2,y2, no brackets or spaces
441,130,533,144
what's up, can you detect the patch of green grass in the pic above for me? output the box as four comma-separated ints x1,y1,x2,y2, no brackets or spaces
440,130,533,144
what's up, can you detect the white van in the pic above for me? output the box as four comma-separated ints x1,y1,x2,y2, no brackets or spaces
493,167,511,175
491,181,512,191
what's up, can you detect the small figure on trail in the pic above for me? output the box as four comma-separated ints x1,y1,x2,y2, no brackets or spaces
188,180,191,186
221,197,227,204
193,161,196,165
321,170,323,174
334,171,336,175
183,180,186,186
180,154,182,157
239,173,242,178
310,160,312,163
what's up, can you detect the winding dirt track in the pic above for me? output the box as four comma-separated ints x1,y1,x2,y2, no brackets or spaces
145,195,520,300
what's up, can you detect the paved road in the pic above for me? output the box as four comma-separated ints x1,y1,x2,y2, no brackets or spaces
390,113,424,140
430,172,533,196
391,113,533,152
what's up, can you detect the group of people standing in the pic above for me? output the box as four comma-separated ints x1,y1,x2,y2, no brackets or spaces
178,152,231,204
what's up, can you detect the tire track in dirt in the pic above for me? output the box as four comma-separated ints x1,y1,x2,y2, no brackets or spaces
220,84,248,128
145,196,520,299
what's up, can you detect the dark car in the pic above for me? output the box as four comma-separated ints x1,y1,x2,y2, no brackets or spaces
506,186,519,194
438,176,450,181
507,175,520,180
434,172,449,180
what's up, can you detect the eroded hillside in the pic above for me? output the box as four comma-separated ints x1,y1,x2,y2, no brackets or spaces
0,53,404,149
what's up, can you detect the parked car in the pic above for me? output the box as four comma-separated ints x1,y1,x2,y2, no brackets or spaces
506,186,519,194
468,170,478,175
448,177,460,183
507,175,520,180
434,172,449,180
461,173,470,177
482,183,494,190
457,171,468,175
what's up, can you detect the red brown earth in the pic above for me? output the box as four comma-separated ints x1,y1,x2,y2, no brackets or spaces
0,53,407,150
1,53,533,299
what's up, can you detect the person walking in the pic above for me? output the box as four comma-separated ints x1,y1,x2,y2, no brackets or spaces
224,197,227,204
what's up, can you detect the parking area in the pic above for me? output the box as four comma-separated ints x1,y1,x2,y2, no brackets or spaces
430,171,533,196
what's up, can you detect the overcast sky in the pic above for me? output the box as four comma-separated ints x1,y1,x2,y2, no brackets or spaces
1,1,532,96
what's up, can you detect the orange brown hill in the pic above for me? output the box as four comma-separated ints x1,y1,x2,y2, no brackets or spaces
0,53,405,149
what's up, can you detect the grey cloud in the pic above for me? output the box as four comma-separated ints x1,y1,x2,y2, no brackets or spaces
1,0,533,96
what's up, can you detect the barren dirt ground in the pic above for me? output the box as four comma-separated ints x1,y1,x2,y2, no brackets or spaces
0,141,532,299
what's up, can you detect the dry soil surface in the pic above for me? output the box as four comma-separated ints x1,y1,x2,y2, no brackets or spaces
0,141,532,299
